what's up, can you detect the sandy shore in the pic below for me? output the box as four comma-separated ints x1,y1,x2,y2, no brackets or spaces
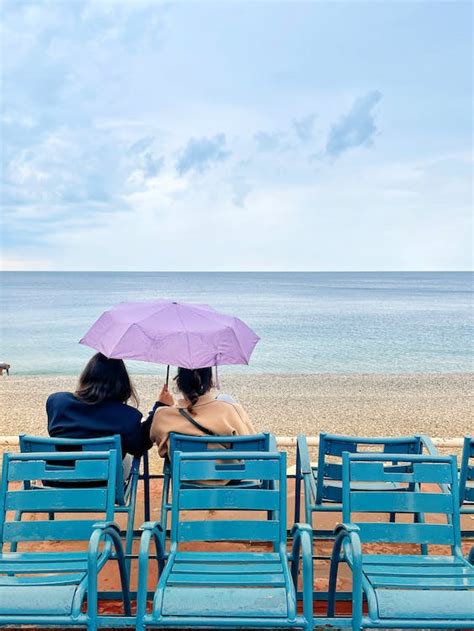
1,373,472,439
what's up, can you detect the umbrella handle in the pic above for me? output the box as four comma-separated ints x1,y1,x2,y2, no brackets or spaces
165,365,170,387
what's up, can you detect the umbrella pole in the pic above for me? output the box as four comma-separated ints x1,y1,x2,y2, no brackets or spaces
165,364,170,387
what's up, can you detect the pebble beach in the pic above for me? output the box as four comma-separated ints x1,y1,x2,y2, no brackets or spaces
1,373,472,440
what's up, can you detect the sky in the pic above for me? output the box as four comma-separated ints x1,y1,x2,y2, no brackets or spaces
0,0,472,271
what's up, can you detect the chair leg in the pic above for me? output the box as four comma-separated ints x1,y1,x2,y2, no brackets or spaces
143,451,150,522
125,514,134,580
125,473,139,579
160,474,171,534
327,553,340,617
10,511,21,553
295,448,302,523
413,511,428,555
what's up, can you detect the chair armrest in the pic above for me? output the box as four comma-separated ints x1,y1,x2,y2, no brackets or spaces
334,523,361,536
91,520,122,534
87,521,131,617
141,520,163,532
291,522,313,537
419,434,439,455
327,523,363,618
268,433,278,451
296,435,313,475
130,456,141,474
136,522,166,623
332,524,363,571
290,523,313,628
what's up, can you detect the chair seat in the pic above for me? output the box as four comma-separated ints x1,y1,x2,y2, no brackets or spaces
0,550,108,616
0,553,86,615
362,554,474,620
153,552,291,619
183,480,263,489
0,584,81,615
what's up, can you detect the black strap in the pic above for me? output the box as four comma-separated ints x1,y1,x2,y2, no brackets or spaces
178,408,215,436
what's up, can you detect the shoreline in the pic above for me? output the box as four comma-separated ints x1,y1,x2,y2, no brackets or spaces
1,373,472,439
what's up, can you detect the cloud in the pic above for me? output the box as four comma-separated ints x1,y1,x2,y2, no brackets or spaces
325,90,382,158
176,133,230,176
293,113,316,142
129,136,155,155
128,136,164,178
254,131,283,152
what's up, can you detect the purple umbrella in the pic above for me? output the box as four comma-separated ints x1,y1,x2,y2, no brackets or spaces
79,300,260,376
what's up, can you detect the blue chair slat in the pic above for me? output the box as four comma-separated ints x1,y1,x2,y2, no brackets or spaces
18,434,141,576
19,435,126,503
6,487,108,511
4,519,111,543
179,487,280,510
327,452,474,629
459,436,474,513
177,519,281,542
350,460,452,484
179,456,280,481
0,450,131,627
294,432,436,532
159,432,276,541
136,450,314,630
8,457,110,482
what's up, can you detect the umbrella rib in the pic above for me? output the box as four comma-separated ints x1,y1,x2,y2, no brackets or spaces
107,322,154,361
133,301,172,326
174,305,193,368
228,323,250,365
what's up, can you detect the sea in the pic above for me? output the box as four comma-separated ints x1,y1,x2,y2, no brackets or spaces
0,272,472,375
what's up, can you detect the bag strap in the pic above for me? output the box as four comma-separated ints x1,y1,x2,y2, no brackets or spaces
178,408,215,436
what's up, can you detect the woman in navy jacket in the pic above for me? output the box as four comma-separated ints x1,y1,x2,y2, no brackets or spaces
47,352,173,458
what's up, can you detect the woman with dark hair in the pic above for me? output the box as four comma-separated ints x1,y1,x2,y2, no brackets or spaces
47,352,172,458
150,366,255,458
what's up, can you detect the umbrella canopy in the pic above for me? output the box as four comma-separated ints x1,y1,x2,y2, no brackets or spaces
79,299,260,369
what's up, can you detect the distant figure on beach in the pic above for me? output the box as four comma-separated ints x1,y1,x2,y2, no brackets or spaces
0,362,10,376
46,352,166,460
150,366,255,458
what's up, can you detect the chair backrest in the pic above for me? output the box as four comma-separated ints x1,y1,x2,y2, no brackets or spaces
19,434,126,505
168,432,275,464
342,452,462,553
459,436,474,506
170,451,286,551
316,433,424,504
0,451,116,547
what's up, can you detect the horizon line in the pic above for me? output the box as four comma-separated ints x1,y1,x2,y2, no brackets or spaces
0,269,472,274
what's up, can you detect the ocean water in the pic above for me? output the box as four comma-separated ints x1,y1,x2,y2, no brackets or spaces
0,272,472,375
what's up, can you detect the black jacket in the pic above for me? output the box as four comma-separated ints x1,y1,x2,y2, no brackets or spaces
46,391,161,457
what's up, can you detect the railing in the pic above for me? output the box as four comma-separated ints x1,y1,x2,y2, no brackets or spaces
0,435,466,448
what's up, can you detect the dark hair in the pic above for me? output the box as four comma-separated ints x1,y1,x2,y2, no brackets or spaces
175,367,214,414
75,353,138,406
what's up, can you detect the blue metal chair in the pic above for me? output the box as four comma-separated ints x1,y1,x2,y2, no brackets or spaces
17,434,140,576
0,450,131,629
136,451,314,630
327,452,474,629
459,435,474,537
294,433,438,533
159,432,277,539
